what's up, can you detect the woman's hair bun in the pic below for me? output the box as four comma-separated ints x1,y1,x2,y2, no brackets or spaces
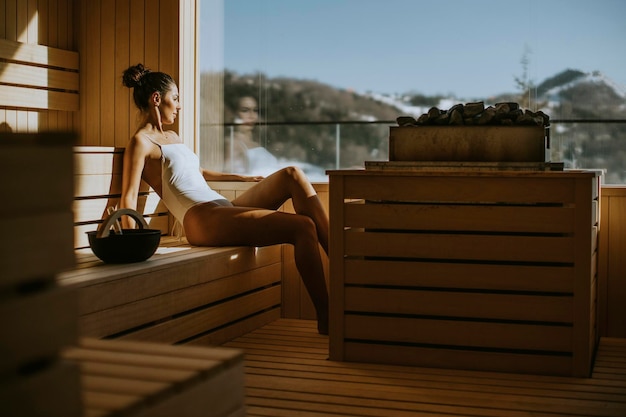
122,63,151,89
122,64,173,111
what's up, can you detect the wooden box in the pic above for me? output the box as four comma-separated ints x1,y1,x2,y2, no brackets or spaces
388,125,548,162
328,169,600,377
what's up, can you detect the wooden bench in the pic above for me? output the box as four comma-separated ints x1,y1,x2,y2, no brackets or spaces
2,134,254,417
0,38,79,133
1,36,254,415
57,146,282,345
62,338,246,417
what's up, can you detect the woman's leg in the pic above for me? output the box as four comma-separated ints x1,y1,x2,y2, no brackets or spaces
231,166,329,255
184,203,329,334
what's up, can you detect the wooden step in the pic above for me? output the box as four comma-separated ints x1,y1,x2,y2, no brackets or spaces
63,338,246,417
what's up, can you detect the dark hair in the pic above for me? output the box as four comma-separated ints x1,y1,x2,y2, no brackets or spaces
122,63,175,111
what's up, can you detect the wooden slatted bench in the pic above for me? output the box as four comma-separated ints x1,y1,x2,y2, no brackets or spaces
1,38,258,415
0,38,79,112
2,134,254,416
62,338,246,417
57,146,282,345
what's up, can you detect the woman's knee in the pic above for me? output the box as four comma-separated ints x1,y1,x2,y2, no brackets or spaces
280,166,306,182
280,166,315,195
293,215,317,239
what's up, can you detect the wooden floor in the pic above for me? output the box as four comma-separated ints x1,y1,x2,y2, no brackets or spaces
222,319,626,417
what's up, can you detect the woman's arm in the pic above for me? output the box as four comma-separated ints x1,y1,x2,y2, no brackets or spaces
119,135,151,228
200,168,262,182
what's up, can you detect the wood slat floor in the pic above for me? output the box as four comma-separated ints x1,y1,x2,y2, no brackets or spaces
222,319,626,417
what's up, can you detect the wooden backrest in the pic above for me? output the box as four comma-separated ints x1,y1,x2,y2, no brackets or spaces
0,38,79,112
73,147,170,249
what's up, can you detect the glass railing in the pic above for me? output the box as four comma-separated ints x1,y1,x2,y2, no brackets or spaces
549,119,626,184
217,120,626,184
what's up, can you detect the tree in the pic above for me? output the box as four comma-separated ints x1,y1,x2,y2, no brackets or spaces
513,45,546,110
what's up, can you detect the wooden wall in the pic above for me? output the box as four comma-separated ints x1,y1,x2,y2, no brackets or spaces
0,0,78,133
76,0,183,148
599,185,626,337
0,0,190,144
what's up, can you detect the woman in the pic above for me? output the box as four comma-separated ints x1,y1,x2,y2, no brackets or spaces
225,95,281,176
121,64,329,334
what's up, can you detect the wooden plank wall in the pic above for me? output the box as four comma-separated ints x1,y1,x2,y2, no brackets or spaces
76,0,183,148
599,185,626,338
0,0,78,133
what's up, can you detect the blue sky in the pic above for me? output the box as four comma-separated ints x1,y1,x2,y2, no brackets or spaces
204,0,626,99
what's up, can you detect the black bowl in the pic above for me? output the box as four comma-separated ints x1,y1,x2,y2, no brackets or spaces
87,229,161,263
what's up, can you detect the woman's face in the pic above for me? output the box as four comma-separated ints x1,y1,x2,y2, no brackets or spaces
159,84,181,125
237,96,258,129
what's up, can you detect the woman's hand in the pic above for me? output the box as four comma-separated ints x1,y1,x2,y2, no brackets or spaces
241,175,264,182
201,168,263,182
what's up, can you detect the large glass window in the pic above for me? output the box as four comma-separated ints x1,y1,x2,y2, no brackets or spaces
199,0,626,183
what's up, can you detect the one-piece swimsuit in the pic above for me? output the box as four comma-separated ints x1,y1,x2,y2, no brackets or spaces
155,142,228,224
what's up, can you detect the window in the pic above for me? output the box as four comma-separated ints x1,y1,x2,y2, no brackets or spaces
199,0,626,184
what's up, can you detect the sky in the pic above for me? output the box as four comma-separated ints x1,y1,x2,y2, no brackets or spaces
202,0,626,99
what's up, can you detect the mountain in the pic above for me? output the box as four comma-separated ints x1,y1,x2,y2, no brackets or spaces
538,69,626,100
391,69,626,119
221,68,626,122
223,71,402,124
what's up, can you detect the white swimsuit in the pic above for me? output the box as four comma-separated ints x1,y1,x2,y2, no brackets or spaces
158,143,227,224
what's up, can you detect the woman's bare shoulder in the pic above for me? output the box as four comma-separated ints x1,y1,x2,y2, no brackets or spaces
126,131,159,159
127,132,150,149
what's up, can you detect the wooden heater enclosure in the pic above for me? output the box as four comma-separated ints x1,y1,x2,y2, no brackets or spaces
328,169,600,377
